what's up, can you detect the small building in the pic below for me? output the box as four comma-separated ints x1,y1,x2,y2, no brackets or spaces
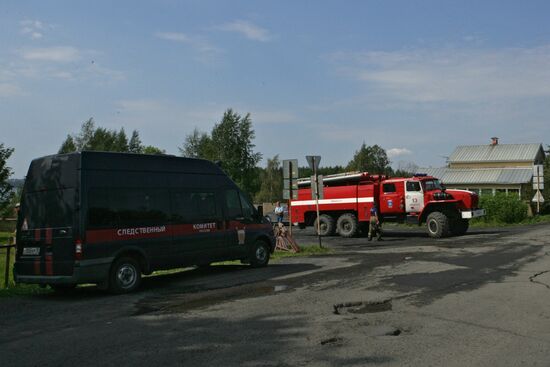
423,138,546,198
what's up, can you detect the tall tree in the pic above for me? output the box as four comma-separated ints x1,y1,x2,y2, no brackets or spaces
180,109,262,193
58,118,163,154
255,155,283,203
128,130,143,153
0,143,14,216
346,143,391,174
179,128,213,158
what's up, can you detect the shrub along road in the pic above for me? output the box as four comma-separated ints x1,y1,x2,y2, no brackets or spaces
1,224,550,366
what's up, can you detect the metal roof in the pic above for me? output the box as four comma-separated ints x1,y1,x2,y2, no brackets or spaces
419,167,533,185
448,143,543,163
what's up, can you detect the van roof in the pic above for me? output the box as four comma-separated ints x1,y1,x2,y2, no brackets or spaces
24,151,226,192
77,151,225,175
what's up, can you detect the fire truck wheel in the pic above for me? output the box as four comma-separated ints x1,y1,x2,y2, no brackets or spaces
314,214,336,236
426,212,450,238
109,257,142,294
451,219,469,236
337,213,359,238
250,240,270,268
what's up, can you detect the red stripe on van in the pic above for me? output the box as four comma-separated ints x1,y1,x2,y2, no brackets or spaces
45,254,53,275
45,228,52,245
86,226,171,244
34,229,41,241
86,223,232,244
34,260,41,275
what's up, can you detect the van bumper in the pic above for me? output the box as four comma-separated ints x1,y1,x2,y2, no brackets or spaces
14,258,113,285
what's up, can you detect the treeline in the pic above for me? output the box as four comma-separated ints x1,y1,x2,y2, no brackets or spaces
4,108,548,211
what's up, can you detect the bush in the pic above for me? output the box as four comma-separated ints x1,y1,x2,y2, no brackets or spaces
477,193,528,224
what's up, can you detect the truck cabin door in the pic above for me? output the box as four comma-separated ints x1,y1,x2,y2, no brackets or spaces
405,181,424,213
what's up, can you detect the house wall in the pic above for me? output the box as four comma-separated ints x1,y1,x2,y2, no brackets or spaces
445,183,525,198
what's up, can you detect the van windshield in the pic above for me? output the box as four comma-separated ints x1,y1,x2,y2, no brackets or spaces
21,188,75,229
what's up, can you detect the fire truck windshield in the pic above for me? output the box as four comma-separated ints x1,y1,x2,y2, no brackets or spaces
423,179,443,191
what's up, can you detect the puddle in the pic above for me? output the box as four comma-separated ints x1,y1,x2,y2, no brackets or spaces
333,299,392,315
134,283,292,315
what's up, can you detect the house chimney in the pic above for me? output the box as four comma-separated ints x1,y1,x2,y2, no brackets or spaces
491,137,499,146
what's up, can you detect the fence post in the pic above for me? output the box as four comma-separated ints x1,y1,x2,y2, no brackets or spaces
4,245,11,288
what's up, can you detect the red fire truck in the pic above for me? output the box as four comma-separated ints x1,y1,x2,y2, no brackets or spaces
290,172,485,238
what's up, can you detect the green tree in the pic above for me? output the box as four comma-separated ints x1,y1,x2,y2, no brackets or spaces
0,143,14,216
346,143,391,174
255,155,283,203
58,118,162,154
180,109,262,194
128,130,144,153
58,135,77,154
142,146,166,155
179,128,213,159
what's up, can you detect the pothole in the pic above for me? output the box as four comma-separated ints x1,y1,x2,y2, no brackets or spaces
333,299,392,315
320,337,343,345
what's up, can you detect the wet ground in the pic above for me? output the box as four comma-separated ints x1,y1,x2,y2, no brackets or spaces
1,223,550,366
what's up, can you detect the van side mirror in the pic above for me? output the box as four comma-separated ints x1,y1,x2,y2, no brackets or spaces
257,205,263,217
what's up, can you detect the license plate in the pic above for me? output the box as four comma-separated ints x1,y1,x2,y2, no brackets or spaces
23,247,40,256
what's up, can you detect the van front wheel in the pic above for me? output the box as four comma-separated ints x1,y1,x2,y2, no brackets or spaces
109,257,142,294
250,240,270,268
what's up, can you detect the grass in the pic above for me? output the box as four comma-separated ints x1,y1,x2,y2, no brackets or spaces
0,231,52,297
470,214,550,228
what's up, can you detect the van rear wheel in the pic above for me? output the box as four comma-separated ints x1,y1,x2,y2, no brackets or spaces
250,240,270,268
109,257,142,294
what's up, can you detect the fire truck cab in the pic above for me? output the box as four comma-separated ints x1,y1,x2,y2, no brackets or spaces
290,172,485,239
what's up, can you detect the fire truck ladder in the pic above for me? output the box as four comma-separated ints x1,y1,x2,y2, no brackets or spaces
297,171,374,188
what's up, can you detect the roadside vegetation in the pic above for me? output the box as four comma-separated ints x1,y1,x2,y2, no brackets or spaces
471,193,550,227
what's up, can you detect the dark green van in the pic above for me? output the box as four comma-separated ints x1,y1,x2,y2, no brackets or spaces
14,151,275,293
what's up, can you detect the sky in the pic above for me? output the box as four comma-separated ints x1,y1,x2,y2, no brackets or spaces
1,0,550,178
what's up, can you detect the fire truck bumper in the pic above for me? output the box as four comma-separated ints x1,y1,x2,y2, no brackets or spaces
461,209,486,219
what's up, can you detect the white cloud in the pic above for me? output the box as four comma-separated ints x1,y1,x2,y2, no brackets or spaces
115,99,165,112
20,19,45,40
155,32,191,42
329,45,550,103
155,32,222,63
387,148,412,158
218,20,271,42
0,83,24,97
21,46,80,62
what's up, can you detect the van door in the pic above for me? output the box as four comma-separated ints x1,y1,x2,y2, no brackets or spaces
405,181,424,213
171,189,225,263
223,189,256,257
17,188,76,277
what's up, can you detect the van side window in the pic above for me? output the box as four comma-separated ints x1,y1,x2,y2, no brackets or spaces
406,181,422,192
239,192,255,220
172,191,220,223
383,183,396,193
225,190,242,219
88,188,170,229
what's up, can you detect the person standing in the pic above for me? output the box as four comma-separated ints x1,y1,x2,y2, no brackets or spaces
274,201,285,224
368,204,382,241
